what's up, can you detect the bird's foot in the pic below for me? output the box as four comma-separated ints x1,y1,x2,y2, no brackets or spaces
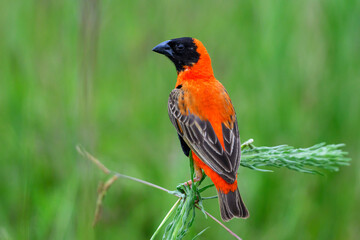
184,175,202,188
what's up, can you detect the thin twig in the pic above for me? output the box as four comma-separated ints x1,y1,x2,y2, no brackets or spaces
77,145,173,226
76,145,171,193
112,172,171,193
93,175,119,226
76,145,110,174
195,205,242,240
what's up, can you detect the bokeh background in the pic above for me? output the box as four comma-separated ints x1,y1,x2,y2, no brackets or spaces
1,0,359,239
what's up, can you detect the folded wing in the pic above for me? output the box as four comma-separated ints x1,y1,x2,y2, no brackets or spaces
168,88,241,184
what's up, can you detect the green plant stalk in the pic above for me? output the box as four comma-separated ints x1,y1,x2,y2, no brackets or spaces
240,142,350,174
150,198,181,240
192,227,209,240
163,156,199,239
78,140,351,240
172,198,190,239
157,141,350,239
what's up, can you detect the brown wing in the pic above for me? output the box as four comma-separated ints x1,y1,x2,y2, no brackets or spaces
168,88,241,184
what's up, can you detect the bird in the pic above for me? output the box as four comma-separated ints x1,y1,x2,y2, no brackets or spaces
152,37,249,221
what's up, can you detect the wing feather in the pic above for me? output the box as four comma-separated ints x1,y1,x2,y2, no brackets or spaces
168,88,241,184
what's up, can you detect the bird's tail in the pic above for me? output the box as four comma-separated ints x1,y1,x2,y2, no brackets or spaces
217,188,249,221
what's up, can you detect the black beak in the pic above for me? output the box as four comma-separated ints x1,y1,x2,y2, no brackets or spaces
152,40,174,57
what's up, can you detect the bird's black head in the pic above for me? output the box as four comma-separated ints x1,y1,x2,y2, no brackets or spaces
152,37,200,72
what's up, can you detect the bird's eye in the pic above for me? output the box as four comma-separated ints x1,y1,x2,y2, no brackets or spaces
175,43,185,51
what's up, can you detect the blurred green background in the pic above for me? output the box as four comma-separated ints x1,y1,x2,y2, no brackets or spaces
1,0,359,239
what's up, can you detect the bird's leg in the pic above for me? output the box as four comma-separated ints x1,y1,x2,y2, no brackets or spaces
185,160,203,187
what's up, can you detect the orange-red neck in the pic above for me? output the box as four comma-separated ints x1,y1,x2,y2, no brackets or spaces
176,39,214,83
